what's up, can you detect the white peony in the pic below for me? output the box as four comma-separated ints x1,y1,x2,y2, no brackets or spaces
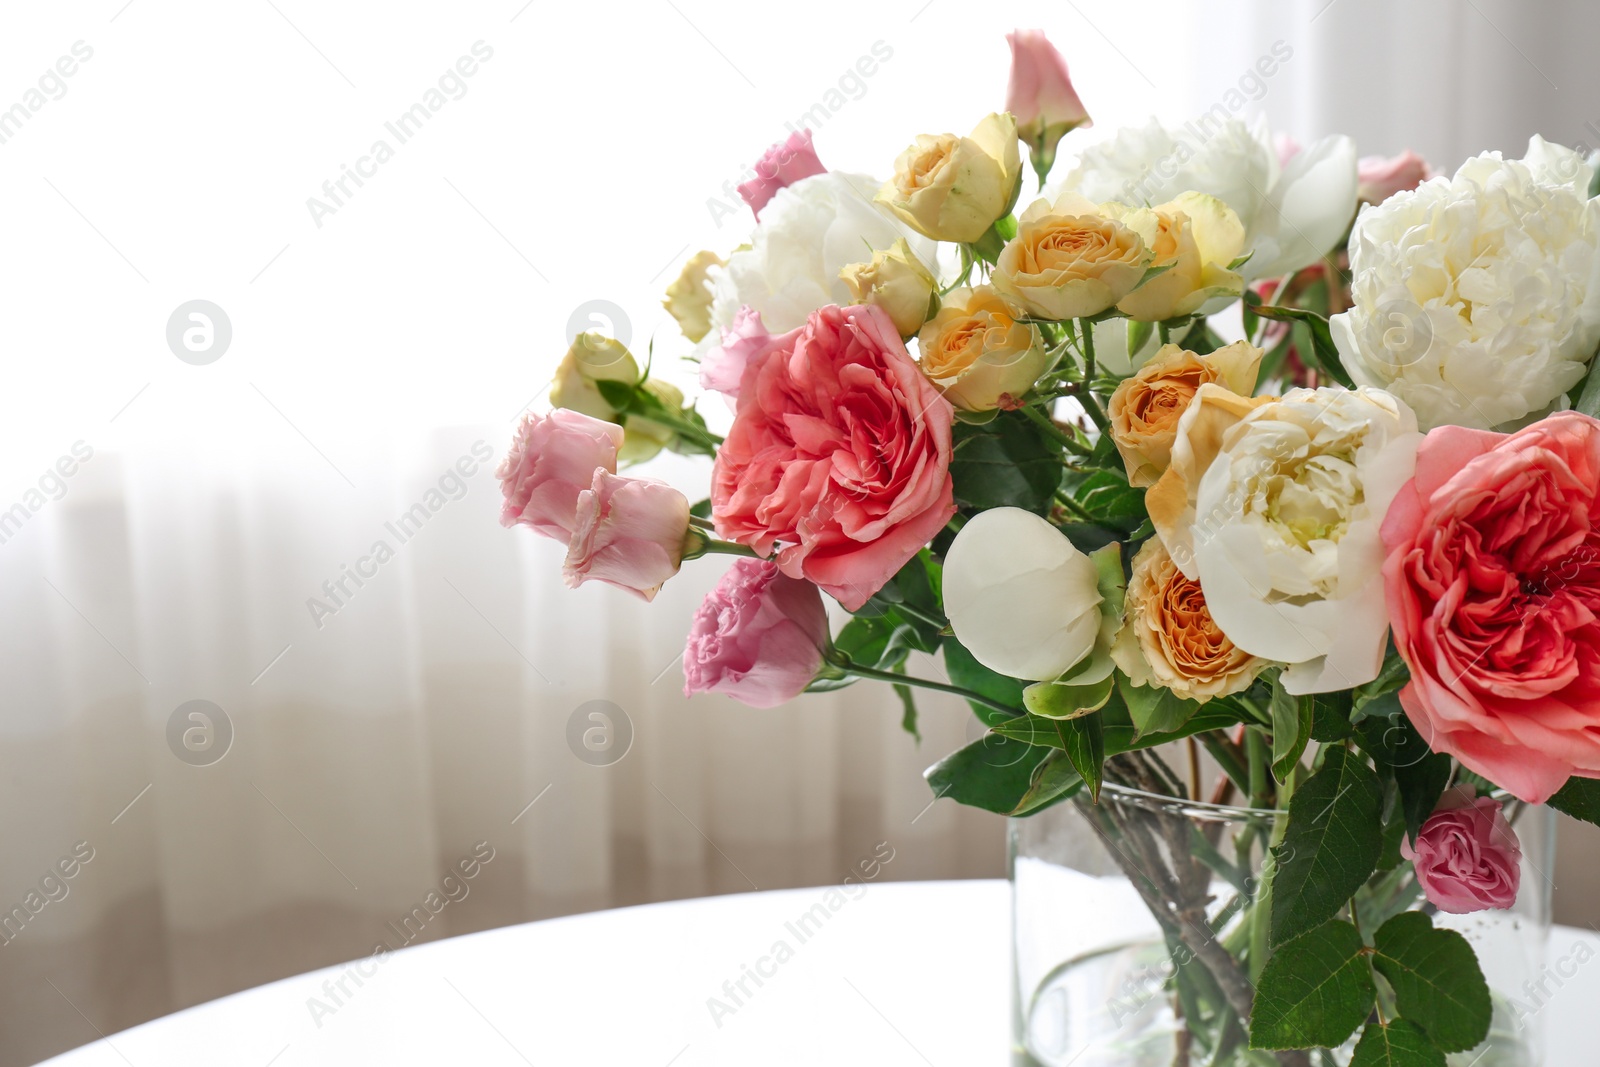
703,172,937,343
1060,116,1357,284
942,507,1103,682
1147,385,1421,694
1332,136,1600,431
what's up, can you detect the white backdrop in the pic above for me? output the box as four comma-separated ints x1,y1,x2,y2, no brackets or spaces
2,1,1599,1064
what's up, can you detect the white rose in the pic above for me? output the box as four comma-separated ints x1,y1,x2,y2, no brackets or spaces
1147,385,1421,695
1331,136,1600,431
1061,116,1357,284
942,507,1103,681
702,172,937,345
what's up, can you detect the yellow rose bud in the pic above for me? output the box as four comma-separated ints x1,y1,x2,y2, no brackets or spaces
916,285,1053,412
991,191,1152,321
877,112,1022,243
1103,192,1246,322
1110,538,1268,703
1107,340,1263,486
662,250,723,343
840,239,939,339
550,334,679,463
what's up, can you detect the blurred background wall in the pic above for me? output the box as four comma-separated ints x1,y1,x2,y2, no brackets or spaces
1,1,1597,1064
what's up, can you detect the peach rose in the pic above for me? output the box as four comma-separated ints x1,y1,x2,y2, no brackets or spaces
1108,340,1263,487
992,191,1152,321
877,113,1022,243
1102,193,1246,322
1111,538,1268,702
916,285,1052,412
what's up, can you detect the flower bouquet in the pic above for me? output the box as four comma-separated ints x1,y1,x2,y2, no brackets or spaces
499,28,1600,1066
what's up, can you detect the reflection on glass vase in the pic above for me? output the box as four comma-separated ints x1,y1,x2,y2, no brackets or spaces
1011,780,1553,1067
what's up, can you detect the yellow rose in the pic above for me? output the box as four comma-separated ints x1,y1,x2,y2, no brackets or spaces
916,285,1053,412
877,112,1022,243
1107,341,1263,486
1111,538,1269,702
550,334,679,463
1103,193,1246,322
840,239,939,338
662,250,723,342
991,192,1152,321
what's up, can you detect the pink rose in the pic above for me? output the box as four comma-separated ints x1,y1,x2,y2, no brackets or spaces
1357,150,1432,203
737,130,827,220
563,470,691,601
1401,786,1522,914
712,303,955,611
1006,29,1091,160
682,557,829,708
498,409,624,539
699,305,780,401
1382,411,1600,802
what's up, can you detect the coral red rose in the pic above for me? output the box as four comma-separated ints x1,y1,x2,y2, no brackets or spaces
1382,411,1600,802
711,303,955,611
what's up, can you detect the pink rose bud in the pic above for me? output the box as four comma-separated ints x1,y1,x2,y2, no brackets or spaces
1006,29,1091,180
1400,786,1522,914
1274,132,1302,168
563,470,692,602
682,557,830,708
737,130,827,220
498,409,625,539
1357,150,1432,203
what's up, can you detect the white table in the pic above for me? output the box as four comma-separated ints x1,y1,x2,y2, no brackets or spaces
37,880,1594,1066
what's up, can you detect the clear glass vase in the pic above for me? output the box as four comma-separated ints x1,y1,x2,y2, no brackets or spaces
1010,783,1554,1066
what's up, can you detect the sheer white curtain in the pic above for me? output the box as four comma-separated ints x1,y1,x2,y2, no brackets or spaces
2,1,1597,1064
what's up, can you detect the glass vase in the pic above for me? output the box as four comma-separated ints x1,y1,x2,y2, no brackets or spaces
1010,782,1553,1066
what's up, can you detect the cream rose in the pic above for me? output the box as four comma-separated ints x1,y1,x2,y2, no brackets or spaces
1102,193,1246,321
1147,385,1421,694
840,238,939,339
550,334,682,463
915,285,1052,411
877,112,1022,243
1108,340,1263,486
992,191,1152,321
662,250,723,343
1332,135,1600,431
943,507,1104,681
1112,538,1268,702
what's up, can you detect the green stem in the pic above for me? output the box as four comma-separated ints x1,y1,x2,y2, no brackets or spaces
1018,403,1091,455
1054,490,1096,524
831,656,1022,718
886,600,949,631
635,409,723,452
692,539,759,557
1074,319,1112,433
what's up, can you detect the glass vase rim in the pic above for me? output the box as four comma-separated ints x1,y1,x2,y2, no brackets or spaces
1093,780,1521,819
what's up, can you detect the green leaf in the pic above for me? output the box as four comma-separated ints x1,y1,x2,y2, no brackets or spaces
1056,715,1105,801
1118,675,1197,738
1126,317,1154,361
1023,674,1115,720
1310,690,1355,742
1371,912,1492,1053
1060,468,1146,530
1271,748,1385,946
1011,750,1084,815
593,377,636,412
1130,262,1176,291
989,714,1069,747
1249,919,1376,1050
1349,1020,1445,1067
1548,775,1600,826
950,410,1063,513
923,735,1051,814
942,637,1025,726
1270,672,1313,783
1574,361,1600,420
688,497,712,520
1393,752,1451,844
890,666,920,742
1250,304,1354,387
